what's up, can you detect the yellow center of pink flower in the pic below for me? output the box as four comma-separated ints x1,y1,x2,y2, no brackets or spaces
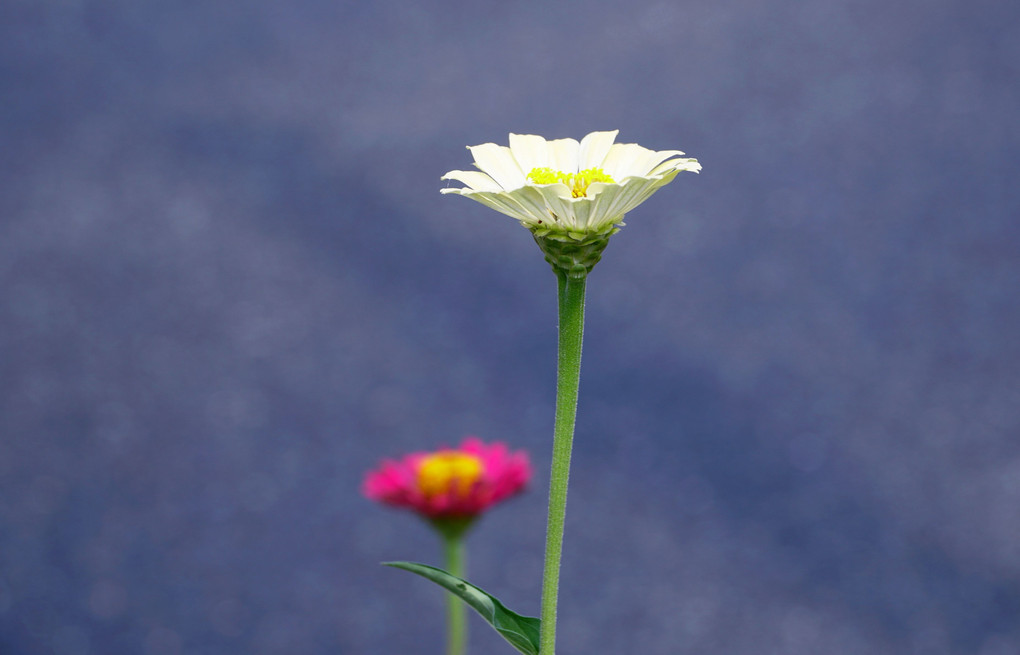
417,452,484,498
527,167,616,198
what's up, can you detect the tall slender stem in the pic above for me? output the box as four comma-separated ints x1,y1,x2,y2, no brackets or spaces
539,271,587,655
442,533,467,655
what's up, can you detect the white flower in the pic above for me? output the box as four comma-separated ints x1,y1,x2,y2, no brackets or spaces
441,130,700,239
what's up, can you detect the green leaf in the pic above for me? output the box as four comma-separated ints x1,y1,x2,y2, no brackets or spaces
385,561,540,655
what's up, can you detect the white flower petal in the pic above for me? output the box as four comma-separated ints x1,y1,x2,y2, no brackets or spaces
457,189,539,224
506,186,558,226
468,143,526,190
585,181,629,230
578,130,619,170
569,197,594,230
600,143,651,180
593,175,663,227
648,158,681,176
508,134,550,177
651,157,702,175
547,138,580,174
533,184,579,229
634,150,686,177
583,182,620,223
441,170,501,192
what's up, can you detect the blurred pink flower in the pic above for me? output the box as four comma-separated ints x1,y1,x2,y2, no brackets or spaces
363,437,531,520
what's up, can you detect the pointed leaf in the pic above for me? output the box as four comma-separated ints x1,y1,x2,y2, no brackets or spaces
385,561,540,655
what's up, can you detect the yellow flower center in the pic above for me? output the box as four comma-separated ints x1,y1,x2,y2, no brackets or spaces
527,167,615,198
417,452,484,498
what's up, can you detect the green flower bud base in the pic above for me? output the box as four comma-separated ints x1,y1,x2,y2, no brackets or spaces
532,229,619,278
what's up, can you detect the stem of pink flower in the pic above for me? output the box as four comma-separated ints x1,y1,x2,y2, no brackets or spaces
441,531,468,655
431,519,474,655
539,270,586,655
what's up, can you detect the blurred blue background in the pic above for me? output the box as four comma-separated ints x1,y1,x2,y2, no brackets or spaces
2,0,1019,653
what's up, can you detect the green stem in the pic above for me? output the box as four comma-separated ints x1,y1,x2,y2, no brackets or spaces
539,271,587,655
442,532,467,655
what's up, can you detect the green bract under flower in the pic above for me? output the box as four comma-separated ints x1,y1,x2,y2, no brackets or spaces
441,130,701,240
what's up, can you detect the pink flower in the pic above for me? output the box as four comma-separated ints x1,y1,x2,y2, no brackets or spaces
363,437,531,520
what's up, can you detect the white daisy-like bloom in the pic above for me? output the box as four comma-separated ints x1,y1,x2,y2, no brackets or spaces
441,130,701,240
